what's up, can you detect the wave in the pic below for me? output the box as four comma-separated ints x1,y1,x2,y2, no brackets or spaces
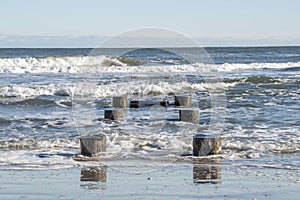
0,55,142,73
0,132,299,171
243,76,282,83
0,99,72,110
8,98,56,106
0,81,235,98
0,76,296,99
0,138,79,149
0,84,71,98
210,62,300,72
223,75,291,84
0,117,11,123
0,55,300,73
1,131,298,154
283,66,300,71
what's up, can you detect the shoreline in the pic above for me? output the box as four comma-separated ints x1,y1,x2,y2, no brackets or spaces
0,159,299,200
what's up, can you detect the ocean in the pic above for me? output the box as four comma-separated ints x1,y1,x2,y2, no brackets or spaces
0,47,299,171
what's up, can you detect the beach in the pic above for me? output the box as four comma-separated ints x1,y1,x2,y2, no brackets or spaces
1,158,299,200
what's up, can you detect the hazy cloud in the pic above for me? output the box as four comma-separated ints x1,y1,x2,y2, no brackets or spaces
0,34,299,48
0,35,107,48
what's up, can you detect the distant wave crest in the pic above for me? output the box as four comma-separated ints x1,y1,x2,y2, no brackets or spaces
0,55,299,73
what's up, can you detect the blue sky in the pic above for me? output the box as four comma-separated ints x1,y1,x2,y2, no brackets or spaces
1,0,300,47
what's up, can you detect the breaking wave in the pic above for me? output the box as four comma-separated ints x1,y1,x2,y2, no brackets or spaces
0,55,299,73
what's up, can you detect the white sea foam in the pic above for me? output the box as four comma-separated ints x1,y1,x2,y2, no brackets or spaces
0,55,299,170
0,55,299,73
0,138,79,149
0,81,235,98
0,83,72,98
0,149,78,170
0,56,122,73
222,127,300,155
1,127,298,170
206,62,300,72
0,119,299,170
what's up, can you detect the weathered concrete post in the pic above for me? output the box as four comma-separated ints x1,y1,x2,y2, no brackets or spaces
80,134,106,157
130,100,139,108
174,95,191,107
160,100,169,107
130,100,169,107
104,109,123,120
193,134,221,156
112,95,127,108
179,109,199,124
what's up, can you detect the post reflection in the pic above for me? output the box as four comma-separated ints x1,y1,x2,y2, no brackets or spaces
81,166,107,182
193,165,222,184
80,166,107,190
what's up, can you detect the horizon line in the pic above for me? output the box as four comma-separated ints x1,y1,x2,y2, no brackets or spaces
1,44,300,49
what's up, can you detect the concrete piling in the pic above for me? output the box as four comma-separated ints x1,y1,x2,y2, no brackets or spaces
130,100,139,108
179,109,199,124
80,135,106,157
174,95,191,107
193,134,221,156
112,95,127,108
160,100,169,107
104,109,123,120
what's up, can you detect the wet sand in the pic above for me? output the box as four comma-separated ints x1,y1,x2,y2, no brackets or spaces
0,160,299,200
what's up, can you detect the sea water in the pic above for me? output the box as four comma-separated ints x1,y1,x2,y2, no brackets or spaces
0,47,299,170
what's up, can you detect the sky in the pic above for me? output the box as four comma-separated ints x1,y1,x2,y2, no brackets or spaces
0,0,300,47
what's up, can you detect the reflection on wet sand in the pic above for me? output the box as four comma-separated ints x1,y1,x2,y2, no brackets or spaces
193,165,222,184
80,166,107,190
81,166,107,182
